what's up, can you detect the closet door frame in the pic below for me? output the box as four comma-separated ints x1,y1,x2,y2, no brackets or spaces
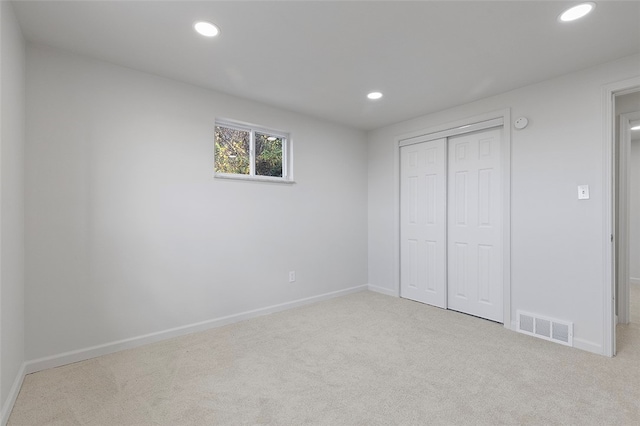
393,109,512,329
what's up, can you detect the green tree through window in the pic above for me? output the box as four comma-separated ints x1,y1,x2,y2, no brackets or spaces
215,126,250,175
255,133,283,177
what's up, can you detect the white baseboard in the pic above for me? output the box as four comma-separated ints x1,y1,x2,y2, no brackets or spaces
25,284,368,375
367,284,398,297
572,337,602,355
630,277,640,286
510,320,602,356
1,362,26,426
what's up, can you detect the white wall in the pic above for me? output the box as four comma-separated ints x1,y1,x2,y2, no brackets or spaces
631,139,640,284
0,0,26,420
367,54,640,354
25,44,368,362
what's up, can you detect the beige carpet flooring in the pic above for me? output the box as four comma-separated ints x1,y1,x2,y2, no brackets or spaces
8,290,640,425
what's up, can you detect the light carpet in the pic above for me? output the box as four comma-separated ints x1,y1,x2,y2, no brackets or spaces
8,290,640,425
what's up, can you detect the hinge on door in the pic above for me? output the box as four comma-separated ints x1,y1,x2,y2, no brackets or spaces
611,234,614,242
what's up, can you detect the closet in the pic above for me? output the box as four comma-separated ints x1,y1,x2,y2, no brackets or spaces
400,124,504,323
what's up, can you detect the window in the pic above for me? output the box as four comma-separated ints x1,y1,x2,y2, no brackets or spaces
214,120,292,182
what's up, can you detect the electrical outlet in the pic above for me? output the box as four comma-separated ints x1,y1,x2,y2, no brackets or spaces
289,271,296,282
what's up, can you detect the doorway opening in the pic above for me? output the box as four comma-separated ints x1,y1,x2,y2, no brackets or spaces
614,90,640,354
604,76,640,357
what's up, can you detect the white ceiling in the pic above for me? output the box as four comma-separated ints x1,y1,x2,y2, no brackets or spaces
11,0,640,131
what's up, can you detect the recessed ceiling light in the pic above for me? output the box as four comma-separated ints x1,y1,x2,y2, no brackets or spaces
367,91,383,100
194,21,220,37
559,2,595,22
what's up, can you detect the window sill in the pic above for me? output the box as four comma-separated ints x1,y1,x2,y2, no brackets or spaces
214,173,296,184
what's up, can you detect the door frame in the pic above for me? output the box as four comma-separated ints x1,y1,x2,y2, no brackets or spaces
393,108,512,328
602,77,640,357
617,110,640,325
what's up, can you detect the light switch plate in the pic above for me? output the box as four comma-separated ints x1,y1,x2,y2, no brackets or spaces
578,185,589,200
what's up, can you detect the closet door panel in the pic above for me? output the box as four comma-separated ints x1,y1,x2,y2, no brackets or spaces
447,129,503,322
400,139,447,308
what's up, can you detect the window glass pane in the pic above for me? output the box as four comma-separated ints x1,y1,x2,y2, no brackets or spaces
215,126,250,175
255,133,283,177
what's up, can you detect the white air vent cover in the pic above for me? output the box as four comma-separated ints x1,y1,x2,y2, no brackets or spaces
517,311,573,347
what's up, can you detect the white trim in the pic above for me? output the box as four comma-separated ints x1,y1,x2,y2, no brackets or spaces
511,319,604,354
573,338,603,355
393,127,401,298
1,363,26,426
512,319,602,354
617,111,640,325
367,284,398,297
502,109,513,329
398,117,504,147
249,130,256,176
215,117,289,140
394,110,509,147
214,173,296,184
393,108,512,328
24,285,367,375
602,76,640,357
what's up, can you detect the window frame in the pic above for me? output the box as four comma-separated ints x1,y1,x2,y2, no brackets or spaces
214,119,293,183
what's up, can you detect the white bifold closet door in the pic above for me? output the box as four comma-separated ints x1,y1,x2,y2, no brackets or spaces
400,138,447,308
400,128,503,323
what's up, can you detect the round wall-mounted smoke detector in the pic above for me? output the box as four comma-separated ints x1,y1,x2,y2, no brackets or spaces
514,117,529,130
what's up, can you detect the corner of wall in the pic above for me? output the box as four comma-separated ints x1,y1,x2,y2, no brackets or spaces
0,363,25,426
0,0,27,423
367,284,398,297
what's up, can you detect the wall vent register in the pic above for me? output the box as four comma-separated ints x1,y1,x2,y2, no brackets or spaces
517,311,573,347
